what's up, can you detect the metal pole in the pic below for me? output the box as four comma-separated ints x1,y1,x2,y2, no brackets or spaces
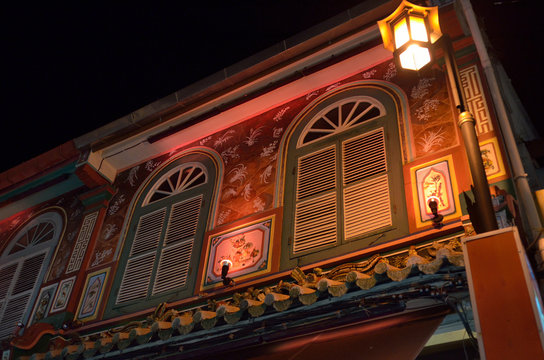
442,35,498,232
458,0,542,244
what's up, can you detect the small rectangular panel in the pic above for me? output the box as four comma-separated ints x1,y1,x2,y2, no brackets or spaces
28,283,58,325
66,211,99,274
76,267,110,322
201,210,280,291
49,276,76,313
479,137,507,180
410,155,462,228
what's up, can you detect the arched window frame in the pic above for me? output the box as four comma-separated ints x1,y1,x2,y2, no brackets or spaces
106,152,218,316
280,86,408,270
0,210,64,340
142,162,208,206
297,95,386,147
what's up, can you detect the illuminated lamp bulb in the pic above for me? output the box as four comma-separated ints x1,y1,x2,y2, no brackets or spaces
399,44,431,71
427,196,444,229
221,259,235,287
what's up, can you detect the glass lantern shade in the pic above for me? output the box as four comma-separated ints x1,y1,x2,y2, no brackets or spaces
399,44,431,71
393,16,428,49
378,0,442,71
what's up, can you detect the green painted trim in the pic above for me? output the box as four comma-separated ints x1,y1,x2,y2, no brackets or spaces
0,175,84,219
104,153,217,319
455,44,477,60
436,44,477,67
40,311,73,329
280,86,409,271
0,162,77,203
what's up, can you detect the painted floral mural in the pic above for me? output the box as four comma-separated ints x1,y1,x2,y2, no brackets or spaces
0,190,85,283
90,59,460,269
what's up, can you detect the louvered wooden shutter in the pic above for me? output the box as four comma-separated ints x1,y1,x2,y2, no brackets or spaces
0,263,18,339
152,240,194,294
0,252,46,339
294,146,337,254
117,208,166,303
12,254,45,294
342,128,391,239
0,264,17,301
296,146,336,200
152,196,201,294
0,294,31,338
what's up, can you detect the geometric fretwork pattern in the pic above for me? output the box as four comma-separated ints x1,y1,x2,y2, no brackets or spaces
460,65,493,135
66,211,99,274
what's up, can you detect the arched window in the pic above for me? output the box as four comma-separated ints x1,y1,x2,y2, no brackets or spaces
281,86,408,269
108,153,217,314
0,210,64,339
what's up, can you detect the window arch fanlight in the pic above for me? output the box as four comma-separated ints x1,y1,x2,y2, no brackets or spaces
0,210,64,340
297,95,386,148
281,85,408,269
108,153,217,314
142,162,207,206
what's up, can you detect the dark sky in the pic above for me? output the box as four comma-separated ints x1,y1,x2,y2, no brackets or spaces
2,1,539,174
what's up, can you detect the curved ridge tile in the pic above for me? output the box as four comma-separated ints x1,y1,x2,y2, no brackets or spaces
112,331,131,350
317,278,347,297
151,321,173,341
347,271,377,290
240,298,266,317
265,292,292,312
172,314,195,335
289,284,318,305
193,310,217,330
216,304,242,324
61,344,83,360
96,336,114,354
129,327,153,345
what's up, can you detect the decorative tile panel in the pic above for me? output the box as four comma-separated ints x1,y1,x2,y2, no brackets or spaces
410,155,462,228
202,215,275,290
460,65,493,135
28,283,58,325
76,268,109,322
479,137,507,180
49,276,76,313
66,211,98,274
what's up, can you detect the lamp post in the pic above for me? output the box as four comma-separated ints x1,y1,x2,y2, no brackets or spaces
378,0,498,233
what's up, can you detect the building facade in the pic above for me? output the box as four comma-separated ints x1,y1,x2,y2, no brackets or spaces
1,1,543,359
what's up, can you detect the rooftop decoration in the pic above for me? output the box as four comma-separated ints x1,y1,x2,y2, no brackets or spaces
13,239,467,360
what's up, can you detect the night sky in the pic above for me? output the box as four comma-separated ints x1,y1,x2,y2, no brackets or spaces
2,1,539,174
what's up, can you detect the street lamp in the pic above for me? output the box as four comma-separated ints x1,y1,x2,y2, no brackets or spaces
378,1,498,233
377,0,442,71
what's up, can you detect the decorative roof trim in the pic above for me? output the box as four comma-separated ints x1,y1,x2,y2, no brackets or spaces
14,237,467,359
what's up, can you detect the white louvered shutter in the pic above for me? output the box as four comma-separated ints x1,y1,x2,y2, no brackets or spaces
117,208,166,303
294,146,337,254
0,263,18,339
0,252,46,339
0,264,17,301
342,128,392,239
152,196,202,294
